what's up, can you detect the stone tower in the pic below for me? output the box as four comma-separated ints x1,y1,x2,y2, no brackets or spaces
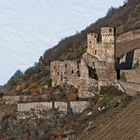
101,27,115,43
87,33,98,54
101,27,116,64
87,27,116,64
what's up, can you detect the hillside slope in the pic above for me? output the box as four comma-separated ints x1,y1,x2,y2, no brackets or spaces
4,0,140,95
79,97,140,140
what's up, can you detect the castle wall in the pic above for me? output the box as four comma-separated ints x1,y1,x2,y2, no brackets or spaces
50,56,99,98
100,43,115,63
2,95,54,104
3,96,20,104
121,69,140,84
96,63,116,81
101,27,115,43
17,101,90,115
83,52,116,81
50,27,118,98
50,60,80,87
133,49,140,66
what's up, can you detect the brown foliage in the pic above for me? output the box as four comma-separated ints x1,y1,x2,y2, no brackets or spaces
0,134,5,140
28,82,39,95
67,92,78,101
23,132,30,140
48,130,64,137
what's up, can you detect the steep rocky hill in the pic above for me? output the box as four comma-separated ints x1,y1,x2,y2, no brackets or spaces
4,0,140,95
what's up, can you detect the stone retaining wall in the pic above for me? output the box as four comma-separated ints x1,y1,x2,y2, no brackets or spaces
18,102,52,112
2,95,48,104
119,81,140,96
18,101,90,113
3,96,20,104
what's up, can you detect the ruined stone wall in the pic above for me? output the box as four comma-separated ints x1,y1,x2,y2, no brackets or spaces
2,95,50,104
50,27,118,98
79,57,90,79
3,96,20,104
133,49,140,66
82,52,116,81
18,102,52,112
82,52,98,67
87,42,115,63
78,78,98,98
121,69,140,84
100,43,115,63
119,81,140,96
50,56,100,98
50,60,80,87
96,63,116,81
17,101,90,114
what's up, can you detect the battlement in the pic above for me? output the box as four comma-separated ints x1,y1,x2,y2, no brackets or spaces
87,27,115,63
101,27,115,43
87,33,98,46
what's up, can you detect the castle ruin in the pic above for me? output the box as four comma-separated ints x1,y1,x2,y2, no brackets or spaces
50,27,140,98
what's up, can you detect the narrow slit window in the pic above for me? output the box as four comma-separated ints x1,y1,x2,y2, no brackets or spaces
77,71,80,77
72,70,74,74
95,49,97,55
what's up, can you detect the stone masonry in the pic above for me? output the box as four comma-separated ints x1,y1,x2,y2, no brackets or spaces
50,27,117,98
50,27,140,98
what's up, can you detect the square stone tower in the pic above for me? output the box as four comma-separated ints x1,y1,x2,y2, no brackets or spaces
87,27,116,81
87,33,98,57
101,27,115,43
101,27,116,63
87,33,97,49
87,27,116,64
